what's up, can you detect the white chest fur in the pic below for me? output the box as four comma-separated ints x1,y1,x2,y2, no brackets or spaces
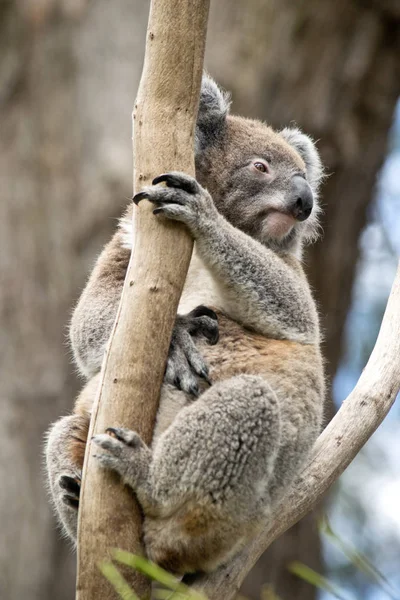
120,217,228,316
178,247,225,314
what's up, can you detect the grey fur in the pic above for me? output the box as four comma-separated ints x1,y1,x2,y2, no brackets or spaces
195,74,231,153
136,172,318,341
166,307,218,396
280,127,324,197
93,375,282,572
45,415,82,542
71,261,218,393
45,75,325,572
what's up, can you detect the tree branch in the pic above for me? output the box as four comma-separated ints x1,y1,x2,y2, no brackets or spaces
189,262,400,600
76,2,209,598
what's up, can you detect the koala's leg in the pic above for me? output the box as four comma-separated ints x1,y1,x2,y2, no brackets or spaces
93,375,281,573
69,229,130,378
45,413,89,542
92,428,154,512
45,374,98,540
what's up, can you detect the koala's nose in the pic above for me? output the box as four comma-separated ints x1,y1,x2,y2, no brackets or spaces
289,176,313,222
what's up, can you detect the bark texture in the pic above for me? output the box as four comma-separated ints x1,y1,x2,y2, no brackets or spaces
76,2,209,598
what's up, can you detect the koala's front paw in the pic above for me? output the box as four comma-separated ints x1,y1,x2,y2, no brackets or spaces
133,172,218,235
59,473,81,510
92,428,150,487
167,305,219,397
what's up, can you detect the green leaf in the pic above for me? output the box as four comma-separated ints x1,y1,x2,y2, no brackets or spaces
112,550,208,600
288,561,351,600
153,589,193,600
99,561,141,600
261,584,282,600
319,516,400,600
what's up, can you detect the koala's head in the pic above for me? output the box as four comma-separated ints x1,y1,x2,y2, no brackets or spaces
195,75,324,255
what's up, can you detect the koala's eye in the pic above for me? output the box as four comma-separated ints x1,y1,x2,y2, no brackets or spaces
253,160,269,174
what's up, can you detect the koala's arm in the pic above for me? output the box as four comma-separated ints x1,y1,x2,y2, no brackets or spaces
69,227,129,378
134,174,319,344
195,215,319,343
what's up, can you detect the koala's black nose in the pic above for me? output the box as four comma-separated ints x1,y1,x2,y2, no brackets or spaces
289,176,313,222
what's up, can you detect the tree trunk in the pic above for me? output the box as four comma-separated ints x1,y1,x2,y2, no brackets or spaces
206,1,400,597
76,2,209,597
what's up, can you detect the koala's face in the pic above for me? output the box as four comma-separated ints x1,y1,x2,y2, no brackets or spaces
195,76,323,253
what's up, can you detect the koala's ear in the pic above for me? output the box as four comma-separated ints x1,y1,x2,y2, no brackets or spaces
195,74,231,153
280,127,324,193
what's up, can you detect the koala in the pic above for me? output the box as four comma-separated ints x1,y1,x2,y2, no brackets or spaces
45,75,325,574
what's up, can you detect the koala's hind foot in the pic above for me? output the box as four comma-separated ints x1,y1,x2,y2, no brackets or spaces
92,427,154,511
167,306,219,397
45,414,88,541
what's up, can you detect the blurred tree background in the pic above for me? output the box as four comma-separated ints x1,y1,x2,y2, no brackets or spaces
0,1,399,600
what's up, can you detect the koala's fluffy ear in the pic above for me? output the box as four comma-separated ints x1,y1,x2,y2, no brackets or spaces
280,127,324,194
195,74,231,153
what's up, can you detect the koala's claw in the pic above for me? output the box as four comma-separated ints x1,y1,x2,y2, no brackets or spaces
133,171,217,232
174,377,200,398
59,474,81,510
105,427,144,448
133,191,152,205
63,495,79,510
165,306,219,396
152,172,200,194
186,305,219,345
92,429,150,483
93,428,145,457
189,305,218,321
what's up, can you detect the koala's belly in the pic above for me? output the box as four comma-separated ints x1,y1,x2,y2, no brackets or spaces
201,310,318,386
154,310,322,443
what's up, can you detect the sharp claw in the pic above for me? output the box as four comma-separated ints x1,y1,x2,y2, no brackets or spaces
105,427,127,442
174,377,182,391
200,369,213,386
189,306,218,321
59,475,81,496
133,191,150,205
152,173,198,194
209,330,219,345
188,384,200,398
152,174,170,186
63,495,79,510
196,324,219,346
